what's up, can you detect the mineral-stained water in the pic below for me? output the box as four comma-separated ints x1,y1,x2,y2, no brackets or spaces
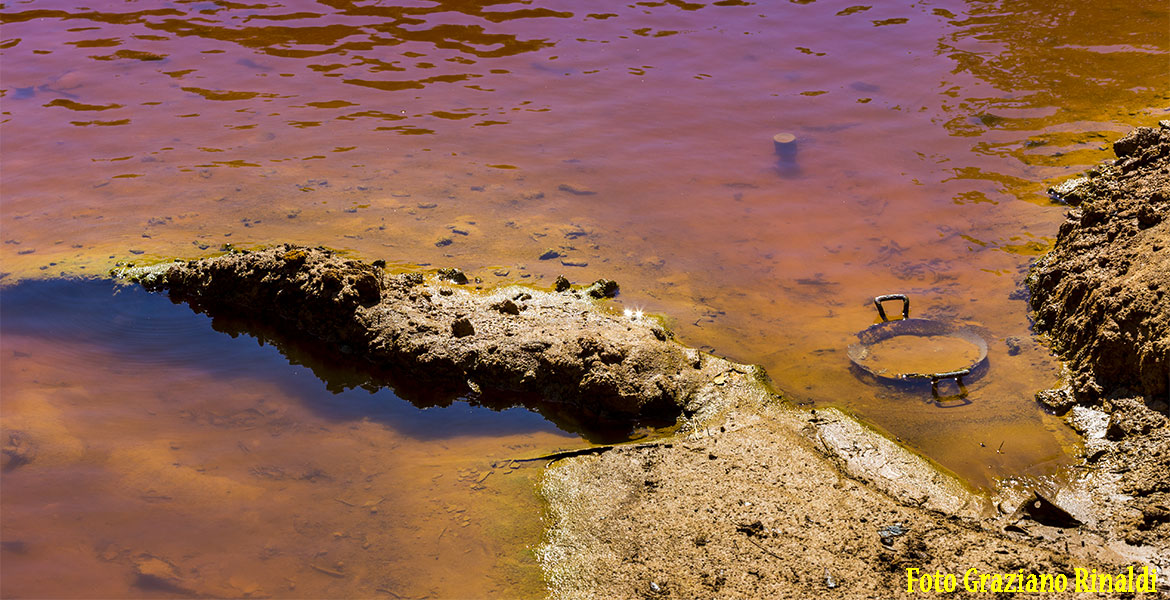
2,0,1165,595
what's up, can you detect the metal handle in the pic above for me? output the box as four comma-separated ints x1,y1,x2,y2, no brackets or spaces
873,294,910,321
930,369,970,385
931,370,970,404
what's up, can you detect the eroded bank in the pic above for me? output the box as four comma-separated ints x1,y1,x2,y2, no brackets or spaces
1027,123,1170,551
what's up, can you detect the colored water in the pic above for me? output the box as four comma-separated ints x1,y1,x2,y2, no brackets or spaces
854,334,983,377
2,0,1167,596
1,279,582,597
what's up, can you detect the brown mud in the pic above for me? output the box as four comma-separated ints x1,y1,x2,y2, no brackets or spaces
128,247,705,423
1028,123,1170,550
120,199,1169,597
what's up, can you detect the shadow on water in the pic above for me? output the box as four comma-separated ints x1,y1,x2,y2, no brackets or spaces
0,277,665,444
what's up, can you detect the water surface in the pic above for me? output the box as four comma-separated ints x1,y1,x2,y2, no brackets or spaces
2,0,1167,595
2,278,581,598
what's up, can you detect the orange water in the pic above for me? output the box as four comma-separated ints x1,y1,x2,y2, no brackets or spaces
1,280,586,598
2,0,1168,595
854,335,983,377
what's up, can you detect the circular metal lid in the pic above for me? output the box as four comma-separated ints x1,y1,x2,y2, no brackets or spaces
847,294,989,386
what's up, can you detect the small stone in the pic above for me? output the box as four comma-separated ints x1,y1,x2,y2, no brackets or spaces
492,299,521,315
1004,337,1022,356
554,275,571,292
435,237,453,247
562,225,588,239
133,556,194,594
1036,387,1076,415
539,249,561,260
1047,177,1090,205
1137,205,1161,229
586,279,619,299
2,431,35,470
561,259,588,268
451,318,474,338
438,268,468,284
1105,414,1129,440
1113,126,1160,158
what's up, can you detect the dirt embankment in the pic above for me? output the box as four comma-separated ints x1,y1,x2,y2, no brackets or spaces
128,246,717,423
1028,123,1170,550
122,237,1166,599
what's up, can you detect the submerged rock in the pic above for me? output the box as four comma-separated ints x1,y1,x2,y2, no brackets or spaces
585,279,619,299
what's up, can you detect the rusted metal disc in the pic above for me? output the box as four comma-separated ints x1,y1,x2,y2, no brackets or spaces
847,318,988,383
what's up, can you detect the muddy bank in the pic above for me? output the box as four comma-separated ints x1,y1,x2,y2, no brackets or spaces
126,246,718,422
541,405,1120,599
1031,124,1170,403
120,243,1166,598
1028,123,1170,550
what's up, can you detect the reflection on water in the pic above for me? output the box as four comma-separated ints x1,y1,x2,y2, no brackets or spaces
1,279,581,598
1,0,1167,593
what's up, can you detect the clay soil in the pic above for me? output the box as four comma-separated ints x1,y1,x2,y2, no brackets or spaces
1028,123,1170,550
118,126,1170,598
